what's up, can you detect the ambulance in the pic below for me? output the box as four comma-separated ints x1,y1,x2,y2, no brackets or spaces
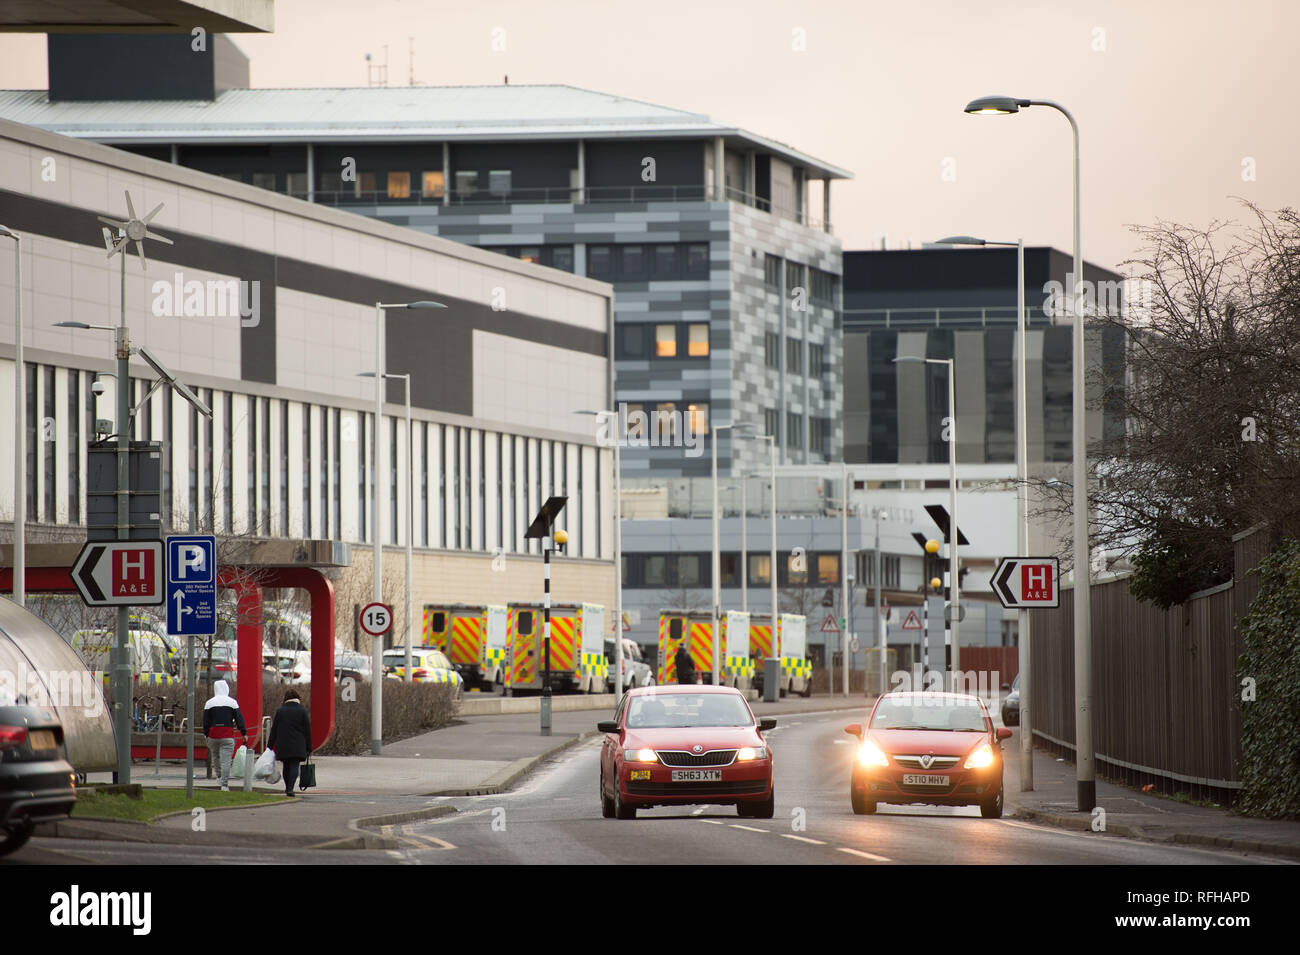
776,613,813,697
422,603,507,691
504,603,606,694
72,627,178,687
655,610,753,688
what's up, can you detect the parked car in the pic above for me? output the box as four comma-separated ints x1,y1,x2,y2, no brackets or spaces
0,689,78,857
605,639,654,691
845,691,1013,819
1001,674,1020,726
382,649,464,700
333,651,371,683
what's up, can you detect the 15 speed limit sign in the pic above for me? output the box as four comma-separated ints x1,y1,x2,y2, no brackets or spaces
360,602,393,637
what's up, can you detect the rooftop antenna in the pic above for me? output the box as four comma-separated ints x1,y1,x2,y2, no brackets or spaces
366,46,388,87
408,36,418,86
504,74,509,85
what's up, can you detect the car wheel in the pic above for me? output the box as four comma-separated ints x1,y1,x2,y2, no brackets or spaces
800,680,812,698
613,775,636,820
0,823,34,857
600,770,615,818
743,788,774,819
980,785,1004,819
851,787,876,815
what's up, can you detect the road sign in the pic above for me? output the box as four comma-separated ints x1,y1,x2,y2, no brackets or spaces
360,602,394,637
166,535,216,636
991,557,1061,609
901,609,922,630
71,541,164,606
820,613,839,633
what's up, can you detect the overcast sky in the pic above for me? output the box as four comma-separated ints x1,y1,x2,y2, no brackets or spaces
1,0,1294,274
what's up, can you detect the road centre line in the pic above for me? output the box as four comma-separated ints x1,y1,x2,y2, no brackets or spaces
782,834,826,845
838,847,892,862
731,824,768,833
699,819,725,825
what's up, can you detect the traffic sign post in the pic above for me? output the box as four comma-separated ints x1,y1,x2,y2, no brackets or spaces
991,557,1061,609
360,602,394,638
166,535,215,801
71,541,164,606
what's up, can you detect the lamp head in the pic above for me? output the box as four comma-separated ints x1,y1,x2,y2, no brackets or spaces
925,539,940,554
934,235,986,246
964,95,1026,115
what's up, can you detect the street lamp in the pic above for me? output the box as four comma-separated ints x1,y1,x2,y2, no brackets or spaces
1,224,23,608
359,370,413,685
712,421,754,686
934,234,1032,791
893,355,960,686
574,408,623,698
371,300,444,755
966,93,1090,809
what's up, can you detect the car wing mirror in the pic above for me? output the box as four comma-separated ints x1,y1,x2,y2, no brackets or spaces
995,727,1013,741
844,723,862,737
1000,683,1011,692
597,720,619,734
758,717,777,733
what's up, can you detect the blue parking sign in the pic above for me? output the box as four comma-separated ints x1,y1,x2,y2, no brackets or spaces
167,535,217,637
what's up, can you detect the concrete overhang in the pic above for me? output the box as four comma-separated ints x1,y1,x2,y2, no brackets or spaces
3,538,350,571
0,0,273,33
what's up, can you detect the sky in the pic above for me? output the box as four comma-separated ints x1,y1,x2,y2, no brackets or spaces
0,0,1294,274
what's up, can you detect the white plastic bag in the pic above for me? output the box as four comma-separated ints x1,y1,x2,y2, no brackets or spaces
230,744,249,778
253,747,281,784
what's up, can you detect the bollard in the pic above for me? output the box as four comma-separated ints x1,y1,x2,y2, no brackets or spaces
763,657,780,703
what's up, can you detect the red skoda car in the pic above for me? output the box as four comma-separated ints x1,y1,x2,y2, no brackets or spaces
845,691,1013,818
598,685,776,820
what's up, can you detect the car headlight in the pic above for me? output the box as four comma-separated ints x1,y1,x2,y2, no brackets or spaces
737,745,768,761
964,742,995,769
857,740,890,767
624,748,658,763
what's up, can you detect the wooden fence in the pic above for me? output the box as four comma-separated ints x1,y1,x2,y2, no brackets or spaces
1026,526,1267,802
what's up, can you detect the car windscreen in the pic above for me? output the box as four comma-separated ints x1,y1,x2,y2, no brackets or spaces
870,697,988,732
626,693,753,729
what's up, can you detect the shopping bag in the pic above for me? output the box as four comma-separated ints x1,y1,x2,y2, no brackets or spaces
230,744,248,778
253,747,281,784
299,756,316,791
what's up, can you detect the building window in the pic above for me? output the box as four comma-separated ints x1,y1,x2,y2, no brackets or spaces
331,408,340,540
764,408,779,440
517,247,541,264
488,170,512,197
285,172,308,197
356,171,376,198
261,397,271,535
787,338,803,376
279,399,290,537
387,171,411,199
252,172,275,191
624,403,646,440
248,397,257,533
816,553,840,585
749,554,772,586
686,243,709,278
390,417,399,545
653,402,678,441
588,245,612,277
620,244,645,276
68,371,80,524
303,404,313,537
811,268,838,307
810,417,829,455
764,254,781,289
676,554,702,587
787,411,803,449
358,414,367,542
653,244,679,278
808,343,825,378
655,324,677,357
224,393,233,533
686,402,709,436
644,555,667,587
616,324,648,359
454,170,478,197
765,331,780,369
422,171,445,198
687,324,709,357
785,261,804,294
785,552,808,586
550,246,574,272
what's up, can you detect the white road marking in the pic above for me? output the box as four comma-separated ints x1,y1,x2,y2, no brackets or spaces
731,824,768,833
699,819,725,825
386,850,404,858
691,807,705,816
838,847,891,862
406,832,457,850
782,834,826,845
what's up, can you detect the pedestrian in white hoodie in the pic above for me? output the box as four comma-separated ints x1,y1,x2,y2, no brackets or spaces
202,679,246,791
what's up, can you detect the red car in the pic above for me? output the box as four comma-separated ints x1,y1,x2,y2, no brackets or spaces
845,691,1013,818
598,685,776,820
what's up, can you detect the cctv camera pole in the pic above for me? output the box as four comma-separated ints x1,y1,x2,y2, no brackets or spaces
114,237,132,784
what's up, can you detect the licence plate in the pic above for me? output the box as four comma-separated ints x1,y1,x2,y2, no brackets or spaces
671,769,722,782
28,730,56,751
902,773,948,787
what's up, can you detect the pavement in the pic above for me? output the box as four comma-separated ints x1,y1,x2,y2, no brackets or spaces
35,692,1300,861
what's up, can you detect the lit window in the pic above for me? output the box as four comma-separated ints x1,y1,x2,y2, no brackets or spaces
387,171,411,199
624,403,645,439
749,555,771,586
655,324,677,357
686,402,709,435
654,402,678,440
518,247,541,264
817,553,839,584
422,171,445,198
787,552,808,585
688,324,709,357
356,172,376,198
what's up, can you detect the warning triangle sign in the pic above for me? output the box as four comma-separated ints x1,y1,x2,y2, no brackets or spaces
901,609,922,631
821,613,839,632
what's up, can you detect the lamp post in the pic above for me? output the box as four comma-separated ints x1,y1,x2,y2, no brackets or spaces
965,93,1086,807
711,421,753,686
359,371,413,684
371,301,444,754
893,356,959,687
934,234,1032,790
0,225,22,607
872,507,890,699
575,409,623,698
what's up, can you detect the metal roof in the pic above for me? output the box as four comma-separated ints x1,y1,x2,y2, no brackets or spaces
0,84,853,179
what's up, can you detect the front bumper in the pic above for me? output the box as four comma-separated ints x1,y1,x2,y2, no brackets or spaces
852,763,1003,807
0,763,77,827
619,760,772,807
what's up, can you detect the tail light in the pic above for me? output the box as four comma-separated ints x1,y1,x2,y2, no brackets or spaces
0,725,29,751
413,668,429,679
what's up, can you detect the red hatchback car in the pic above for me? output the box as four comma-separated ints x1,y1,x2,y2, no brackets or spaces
845,691,1013,818
598,685,776,820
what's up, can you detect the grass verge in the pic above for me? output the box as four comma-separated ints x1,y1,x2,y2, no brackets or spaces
73,787,288,823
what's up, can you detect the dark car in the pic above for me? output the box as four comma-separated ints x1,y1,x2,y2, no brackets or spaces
1001,674,1020,726
0,695,78,856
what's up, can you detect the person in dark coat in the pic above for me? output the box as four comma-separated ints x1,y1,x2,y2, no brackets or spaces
267,688,313,797
202,679,246,791
674,640,696,685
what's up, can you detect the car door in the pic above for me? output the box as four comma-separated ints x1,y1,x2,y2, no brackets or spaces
602,694,627,785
